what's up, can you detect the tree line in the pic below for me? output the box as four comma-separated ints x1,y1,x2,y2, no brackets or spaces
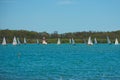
0,29,120,43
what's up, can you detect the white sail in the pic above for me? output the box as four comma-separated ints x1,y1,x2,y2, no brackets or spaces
36,39,39,44
115,38,119,45
42,40,47,44
94,38,97,44
17,38,21,45
69,38,72,44
13,36,17,45
2,37,7,45
71,38,75,44
57,38,61,44
24,38,27,44
42,37,47,44
88,36,93,45
107,36,111,44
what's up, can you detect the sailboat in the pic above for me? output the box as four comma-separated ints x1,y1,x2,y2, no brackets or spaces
83,39,87,44
2,37,7,45
94,38,97,44
57,38,61,45
115,38,119,45
88,36,93,45
69,38,75,44
17,38,21,45
36,39,39,44
107,36,111,44
13,36,17,45
24,37,27,44
42,37,47,44
69,38,72,44
71,38,75,44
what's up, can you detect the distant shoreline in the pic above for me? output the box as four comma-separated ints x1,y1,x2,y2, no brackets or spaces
0,29,120,43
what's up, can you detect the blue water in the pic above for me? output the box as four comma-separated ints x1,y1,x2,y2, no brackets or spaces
0,44,120,80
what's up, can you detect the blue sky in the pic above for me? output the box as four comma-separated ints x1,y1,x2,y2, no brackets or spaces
0,0,120,33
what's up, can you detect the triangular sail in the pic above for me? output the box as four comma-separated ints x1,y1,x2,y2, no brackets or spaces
115,38,119,45
36,39,39,44
94,38,97,44
2,37,7,45
17,38,21,45
13,36,17,45
57,38,61,44
69,38,72,44
71,38,75,44
107,36,111,44
24,38,26,44
88,36,93,45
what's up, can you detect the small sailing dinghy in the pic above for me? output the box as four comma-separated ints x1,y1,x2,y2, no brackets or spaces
13,36,17,45
24,37,27,44
36,39,39,44
94,38,97,44
107,36,111,44
2,37,7,45
57,38,61,45
71,38,75,44
69,38,72,44
115,38,119,45
69,38,75,45
88,36,93,45
42,37,47,44
17,38,21,45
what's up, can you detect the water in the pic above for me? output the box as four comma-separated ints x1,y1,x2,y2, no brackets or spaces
0,44,120,80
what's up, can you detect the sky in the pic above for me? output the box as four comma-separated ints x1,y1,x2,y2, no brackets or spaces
0,0,120,33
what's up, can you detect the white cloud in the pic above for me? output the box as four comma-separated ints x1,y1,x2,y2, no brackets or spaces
57,0,74,5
